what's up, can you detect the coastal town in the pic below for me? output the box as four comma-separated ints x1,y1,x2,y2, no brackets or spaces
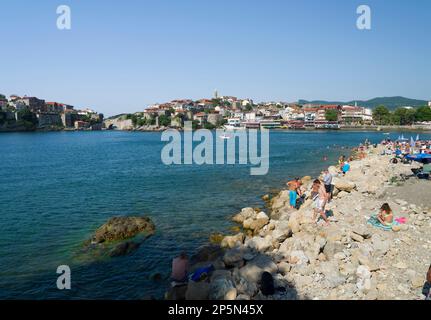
97,92,431,132
2,92,430,133
0,94,104,132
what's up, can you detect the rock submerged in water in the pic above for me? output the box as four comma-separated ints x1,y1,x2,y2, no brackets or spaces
109,241,141,257
83,216,155,257
91,216,155,244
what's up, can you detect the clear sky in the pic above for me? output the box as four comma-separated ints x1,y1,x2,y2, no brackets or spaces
0,0,430,116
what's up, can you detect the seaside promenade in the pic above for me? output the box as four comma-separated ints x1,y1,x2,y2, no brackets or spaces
171,143,431,300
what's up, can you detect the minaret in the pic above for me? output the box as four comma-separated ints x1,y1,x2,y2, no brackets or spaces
214,89,218,99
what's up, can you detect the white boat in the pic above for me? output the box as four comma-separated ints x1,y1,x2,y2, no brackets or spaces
223,118,244,131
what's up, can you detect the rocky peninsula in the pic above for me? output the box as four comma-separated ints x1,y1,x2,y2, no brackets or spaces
171,144,431,300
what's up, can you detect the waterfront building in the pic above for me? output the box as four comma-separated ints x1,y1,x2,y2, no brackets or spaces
0,95,7,111
193,112,207,125
20,96,45,112
45,102,65,113
74,120,89,129
315,105,342,122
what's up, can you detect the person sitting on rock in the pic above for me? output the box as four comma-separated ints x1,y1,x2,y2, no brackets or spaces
341,159,350,175
171,252,189,283
423,265,431,300
377,203,394,226
312,179,328,224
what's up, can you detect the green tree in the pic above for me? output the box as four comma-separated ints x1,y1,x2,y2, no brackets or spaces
244,104,253,111
392,108,416,125
158,115,171,127
325,109,338,121
211,98,222,106
204,122,216,130
415,106,431,122
192,120,200,130
372,105,391,125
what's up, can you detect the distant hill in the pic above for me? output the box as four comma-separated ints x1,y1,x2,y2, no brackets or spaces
298,96,428,110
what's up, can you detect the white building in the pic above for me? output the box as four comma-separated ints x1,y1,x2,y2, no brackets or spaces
232,111,244,120
428,101,431,107
244,112,256,121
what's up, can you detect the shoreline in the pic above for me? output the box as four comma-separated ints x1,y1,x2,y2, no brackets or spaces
1,127,431,134
171,142,431,300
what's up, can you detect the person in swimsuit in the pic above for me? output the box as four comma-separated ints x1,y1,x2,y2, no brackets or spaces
377,203,393,226
171,252,189,283
312,179,328,224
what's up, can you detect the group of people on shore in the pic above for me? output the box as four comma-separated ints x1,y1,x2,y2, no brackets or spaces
287,154,354,225
382,138,431,156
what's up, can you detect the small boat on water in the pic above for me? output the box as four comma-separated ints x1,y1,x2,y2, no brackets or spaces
219,133,231,140
383,133,390,135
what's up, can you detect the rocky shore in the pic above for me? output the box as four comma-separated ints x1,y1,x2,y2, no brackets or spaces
171,144,431,300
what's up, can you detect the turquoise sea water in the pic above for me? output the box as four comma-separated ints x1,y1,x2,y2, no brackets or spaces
0,130,429,299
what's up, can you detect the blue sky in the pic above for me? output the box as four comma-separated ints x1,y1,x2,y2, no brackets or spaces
0,0,430,116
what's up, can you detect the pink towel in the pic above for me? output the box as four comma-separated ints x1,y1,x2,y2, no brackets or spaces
395,217,407,224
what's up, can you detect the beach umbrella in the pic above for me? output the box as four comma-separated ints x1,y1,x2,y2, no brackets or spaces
405,153,431,164
410,136,415,146
416,134,420,141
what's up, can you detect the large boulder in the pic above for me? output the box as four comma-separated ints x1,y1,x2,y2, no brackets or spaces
356,265,372,292
248,212,270,231
223,248,245,268
271,221,292,244
239,254,278,283
234,276,259,297
245,235,273,252
232,208,256,224
91,216,155,244
209,278,237,300
319,261,346,288
333,178,356,193
221,233,245,249
271,190,290,211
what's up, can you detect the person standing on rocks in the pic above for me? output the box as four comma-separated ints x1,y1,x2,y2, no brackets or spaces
323,169,333,202
171,252,189,283
312,179,329,224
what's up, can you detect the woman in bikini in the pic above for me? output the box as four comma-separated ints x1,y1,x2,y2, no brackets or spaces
377,203,394,226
